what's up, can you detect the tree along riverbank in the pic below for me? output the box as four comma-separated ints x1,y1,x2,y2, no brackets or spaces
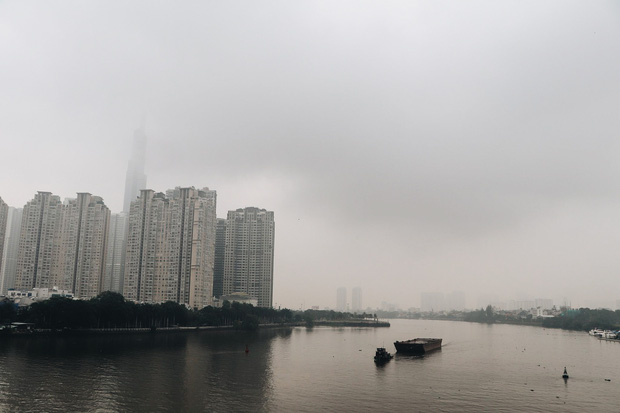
0,292,380,335
377,306,620,333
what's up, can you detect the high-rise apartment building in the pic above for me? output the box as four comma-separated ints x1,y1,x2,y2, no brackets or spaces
213,218,227,299
15,192,110,298
15,192,64,290
0,207,23,294
222,207,275,308
0,198,8,290
122,126,147,213
103,212,127,293
352,287,362,312
336,287,347,312
124,187,217,309
60,193,110,298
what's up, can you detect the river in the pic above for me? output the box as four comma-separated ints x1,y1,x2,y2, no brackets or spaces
0,319,618,412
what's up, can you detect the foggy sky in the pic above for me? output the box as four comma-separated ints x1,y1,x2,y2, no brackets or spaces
2,1,620,310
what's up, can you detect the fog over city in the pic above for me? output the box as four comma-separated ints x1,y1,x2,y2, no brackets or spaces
2,1,620,310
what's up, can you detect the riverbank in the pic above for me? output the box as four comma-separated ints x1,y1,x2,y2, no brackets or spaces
313,320,390,327
1,322,306,337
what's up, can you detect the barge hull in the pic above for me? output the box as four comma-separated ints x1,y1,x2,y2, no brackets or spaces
394,338,442,354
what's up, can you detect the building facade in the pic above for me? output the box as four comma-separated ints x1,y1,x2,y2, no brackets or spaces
103,212,127,293
123,187,217,309
0,198,8,292
213,218,227,299
222,207,275,308
0,207,23,294
14,192,110,299
15,192,64,291
63,193,110,298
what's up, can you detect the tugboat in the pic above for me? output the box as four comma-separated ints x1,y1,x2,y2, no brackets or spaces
374,347,393,363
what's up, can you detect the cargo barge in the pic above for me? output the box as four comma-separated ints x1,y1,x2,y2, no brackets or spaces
393,338,442,354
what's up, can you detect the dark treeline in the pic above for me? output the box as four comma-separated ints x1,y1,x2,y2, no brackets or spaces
541,308,620,331
0,291,295,331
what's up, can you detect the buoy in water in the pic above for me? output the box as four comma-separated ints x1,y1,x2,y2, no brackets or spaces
245,344,249,353
562,367,569,379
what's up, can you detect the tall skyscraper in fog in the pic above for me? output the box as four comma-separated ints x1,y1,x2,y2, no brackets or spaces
122,125,147,213
352,287,362,312
336,287,347,312
103,212,128,293
222,207,275,308
0,198,8,290
0,207,23,294
124,187,217,309
15,192,110,298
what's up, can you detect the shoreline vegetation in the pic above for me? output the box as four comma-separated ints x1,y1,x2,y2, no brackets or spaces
2,292,617,337
0,292,387,336
378,305,620,333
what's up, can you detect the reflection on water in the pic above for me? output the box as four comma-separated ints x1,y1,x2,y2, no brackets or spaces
0,329,291,412
0,322,619,412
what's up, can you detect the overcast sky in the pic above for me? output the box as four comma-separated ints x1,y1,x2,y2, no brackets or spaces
2,1,620,310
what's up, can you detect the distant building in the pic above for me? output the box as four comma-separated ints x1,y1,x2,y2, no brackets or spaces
7,287,74,301
352,287,362,312
535,298,553,310
214,292,258,307
421,292,445,312
0,198,8,292
103,212,127,294
122,125,147,213
222,207,275,308
124,187,217,309
508,300,536,311
336,287,347,312
0,207,22,294
447,291,466,311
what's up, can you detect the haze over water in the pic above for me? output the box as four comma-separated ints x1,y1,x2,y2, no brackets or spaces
1,320,618,412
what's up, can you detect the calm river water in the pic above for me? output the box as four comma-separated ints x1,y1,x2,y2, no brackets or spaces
0,319,619,412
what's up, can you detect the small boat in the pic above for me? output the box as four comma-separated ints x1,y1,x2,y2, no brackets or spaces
589,329,604,337
562,367,569,379
374,347,393,363
394,338,442,355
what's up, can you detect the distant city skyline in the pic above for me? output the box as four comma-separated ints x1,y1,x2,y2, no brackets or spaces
2,1,620,310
